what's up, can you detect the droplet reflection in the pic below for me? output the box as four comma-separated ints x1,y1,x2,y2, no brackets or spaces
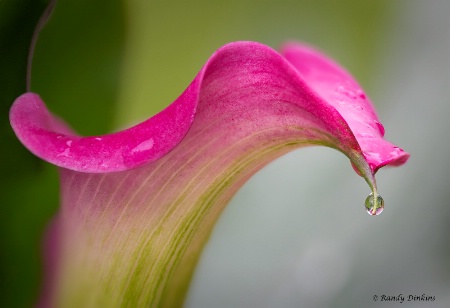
365,192,384,216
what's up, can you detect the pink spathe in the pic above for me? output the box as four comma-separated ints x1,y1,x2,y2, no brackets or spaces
9,41,409,307
10,41,408,175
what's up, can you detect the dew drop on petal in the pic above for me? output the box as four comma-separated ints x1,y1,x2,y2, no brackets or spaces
374,120,385,136
356,89,366,99
131,138,154,154
365,192,384,216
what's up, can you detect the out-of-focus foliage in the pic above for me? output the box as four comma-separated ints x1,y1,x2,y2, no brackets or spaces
1,1,123,306
1,1,50,307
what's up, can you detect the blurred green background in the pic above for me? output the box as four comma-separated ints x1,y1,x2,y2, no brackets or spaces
1,0,449,307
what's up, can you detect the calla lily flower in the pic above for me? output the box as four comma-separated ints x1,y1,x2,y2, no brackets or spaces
10,41,408,307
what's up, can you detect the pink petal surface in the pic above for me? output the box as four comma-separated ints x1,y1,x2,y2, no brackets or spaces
282,42,409,172
10,89,197,172
10,41,408,176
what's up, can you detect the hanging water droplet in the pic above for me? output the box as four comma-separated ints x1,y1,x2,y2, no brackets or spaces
365,192,384,216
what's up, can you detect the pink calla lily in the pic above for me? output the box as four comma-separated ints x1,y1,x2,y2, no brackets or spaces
10,41,408,307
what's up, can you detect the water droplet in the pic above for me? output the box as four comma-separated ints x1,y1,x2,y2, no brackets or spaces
356,89,366,99
365,192,384,216
131,139,154,154
374,120,385,136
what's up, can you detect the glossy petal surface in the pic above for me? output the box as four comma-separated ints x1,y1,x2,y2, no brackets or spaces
282,42,409,173
10,41,409,177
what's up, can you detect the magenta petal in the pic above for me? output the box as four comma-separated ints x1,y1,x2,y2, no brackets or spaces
281,42,409,173
10,41,408,176
10,89,197,172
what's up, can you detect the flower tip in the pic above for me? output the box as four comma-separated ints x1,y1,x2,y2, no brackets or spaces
370,146,410,174
278,41,409,178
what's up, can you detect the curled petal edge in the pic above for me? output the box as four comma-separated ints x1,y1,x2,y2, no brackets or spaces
10,41,409,181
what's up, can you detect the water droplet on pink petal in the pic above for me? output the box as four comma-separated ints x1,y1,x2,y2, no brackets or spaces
374,120,385,136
